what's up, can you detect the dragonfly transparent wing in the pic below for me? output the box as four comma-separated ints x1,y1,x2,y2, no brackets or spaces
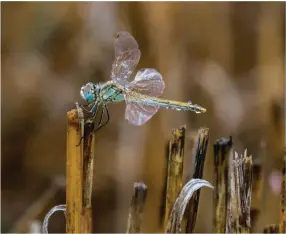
124,93,159,126
129,68,165,97
114,31,139,57
111,31,141,85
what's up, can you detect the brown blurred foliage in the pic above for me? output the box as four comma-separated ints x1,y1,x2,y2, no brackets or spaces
1,2,285,233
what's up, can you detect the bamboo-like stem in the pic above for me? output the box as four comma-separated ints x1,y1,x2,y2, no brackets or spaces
163,126,186,227
230,150,253,233
126,182,148,233
213,137,233,233
240,152,253,233
186,128,210,233
280,148,286,233
82,121,96,233
66,108,83,233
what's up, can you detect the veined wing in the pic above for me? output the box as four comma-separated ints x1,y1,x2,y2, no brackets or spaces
111,31,141,85
124,92,159,126
129,68,165,97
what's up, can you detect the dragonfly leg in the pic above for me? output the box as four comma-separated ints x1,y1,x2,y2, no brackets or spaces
77,103,109,146
80,103,97,116
76,103,99,146
93,104,110,132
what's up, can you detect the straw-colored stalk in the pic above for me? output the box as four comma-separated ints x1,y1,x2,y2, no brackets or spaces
126,182,148,233
66,108,83,233
82,122,96,233
66,104,95,233
163,126,186,228
213,137,233,233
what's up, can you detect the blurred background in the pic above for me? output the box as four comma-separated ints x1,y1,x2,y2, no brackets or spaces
1,2,285,233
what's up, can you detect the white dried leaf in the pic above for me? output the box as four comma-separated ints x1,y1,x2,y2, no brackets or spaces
166,179,214,234
42,204,66,234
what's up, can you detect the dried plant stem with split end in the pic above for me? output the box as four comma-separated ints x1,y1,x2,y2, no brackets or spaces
126,183,148,233
280,148,286,233
82,122,96,233
186,128,210,233
166,179,214,234
82,126,95,208
240,151,253,233
213,137,233,233
66,108,83,233
164,126,186,227
229,150,253,233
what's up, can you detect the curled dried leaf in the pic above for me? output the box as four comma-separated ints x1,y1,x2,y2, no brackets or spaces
42,204,66,234
166,179,214,234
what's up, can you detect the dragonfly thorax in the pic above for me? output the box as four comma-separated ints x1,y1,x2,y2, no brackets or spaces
80,82,100,102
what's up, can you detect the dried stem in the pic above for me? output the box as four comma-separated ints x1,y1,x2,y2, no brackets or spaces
163,126,186,227
126,182,148,233
280,148,286,233
186,128,210,233
82,121,96,233
66,108,83,233
229,150,253,233
213,137,233,233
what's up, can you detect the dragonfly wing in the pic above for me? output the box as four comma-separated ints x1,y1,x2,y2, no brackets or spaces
124,94,159,126
130,68,165,97
114,31,139,57
111,31,141,85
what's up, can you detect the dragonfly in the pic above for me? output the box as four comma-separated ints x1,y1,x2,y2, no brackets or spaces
80,31,206,132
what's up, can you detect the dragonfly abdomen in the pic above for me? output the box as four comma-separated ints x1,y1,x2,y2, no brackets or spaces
142,96,206,114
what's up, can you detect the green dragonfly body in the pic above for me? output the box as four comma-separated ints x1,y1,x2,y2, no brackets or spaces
98,81,205,113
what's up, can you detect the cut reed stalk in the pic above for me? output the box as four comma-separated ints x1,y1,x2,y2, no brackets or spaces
126,182,148,233
66,108,83,233
213,137,233,233
230,150,253,233
163,126,186,228
186,128,210,233
82,122,96,233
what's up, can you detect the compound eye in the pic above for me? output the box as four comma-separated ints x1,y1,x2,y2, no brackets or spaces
81,84,95,102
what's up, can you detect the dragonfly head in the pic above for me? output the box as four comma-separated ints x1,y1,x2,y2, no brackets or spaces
80,82,99,102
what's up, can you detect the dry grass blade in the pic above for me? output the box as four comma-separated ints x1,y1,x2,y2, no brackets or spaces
186,128,210,232
163,126,186,226
166,179,214,234
126,182,148,233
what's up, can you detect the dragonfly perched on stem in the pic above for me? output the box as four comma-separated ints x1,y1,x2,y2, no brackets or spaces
80,31,206,133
